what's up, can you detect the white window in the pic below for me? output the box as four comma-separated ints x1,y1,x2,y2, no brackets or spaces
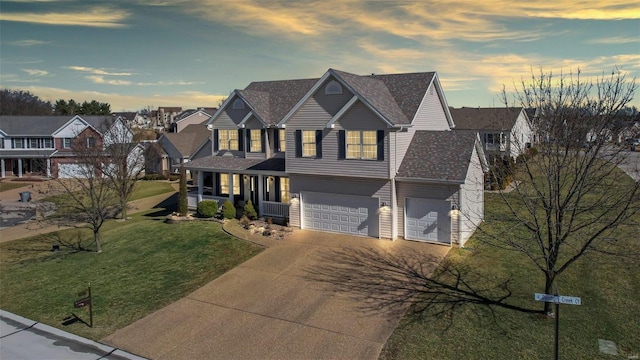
232,99,245,110
219,129,239,151
13,139,24,149
86,137,96,148
279,129,286,152
250,130,262,152
29,138,39,148
302,130,316,157
220,174,241,196
325,80,343,95
346,130,377,159
63,138,72,148
485,133,506,145
43,138,53,148
280,177,290,204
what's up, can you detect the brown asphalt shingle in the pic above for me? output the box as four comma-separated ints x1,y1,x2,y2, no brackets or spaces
398,130,478,182
449,107,524,131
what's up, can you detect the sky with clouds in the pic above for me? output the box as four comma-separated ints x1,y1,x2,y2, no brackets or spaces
1,0,638,111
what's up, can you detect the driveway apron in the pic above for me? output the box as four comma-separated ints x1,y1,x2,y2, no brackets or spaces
102,231,450,360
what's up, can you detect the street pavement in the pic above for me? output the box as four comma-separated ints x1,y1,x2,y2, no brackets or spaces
0,310,147,360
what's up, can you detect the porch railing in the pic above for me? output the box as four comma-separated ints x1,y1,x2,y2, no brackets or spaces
187,192,228,209
262,201,290,218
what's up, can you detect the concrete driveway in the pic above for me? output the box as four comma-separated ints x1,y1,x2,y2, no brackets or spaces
102,230,450,360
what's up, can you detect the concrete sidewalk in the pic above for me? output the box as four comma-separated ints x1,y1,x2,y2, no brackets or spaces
103,231,450,360
0,310,147,360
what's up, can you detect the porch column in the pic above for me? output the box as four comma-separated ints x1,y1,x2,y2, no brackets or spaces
197,171,203,203
17,158,23,178
46,159,51,178
1,159,5,178
228,172,234,202
257,174,264,215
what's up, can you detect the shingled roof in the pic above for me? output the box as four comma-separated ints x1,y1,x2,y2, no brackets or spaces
0,115,115,136
397,130,479,182
160,124,210,157
242,78,319,125
449,107,524,131
186,156,285,172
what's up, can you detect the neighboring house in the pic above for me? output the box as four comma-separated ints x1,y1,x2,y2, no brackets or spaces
449,107,533,160
155,107,183,130
0,115,131,178
185,68,488,246
156,124,211,176
172,108,215,133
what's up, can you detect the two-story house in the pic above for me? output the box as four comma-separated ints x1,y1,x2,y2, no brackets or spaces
449,107,533,160
186,69,488,246
0,115,132,178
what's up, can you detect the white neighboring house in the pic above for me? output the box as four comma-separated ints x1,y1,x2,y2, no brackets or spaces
449,107,534,159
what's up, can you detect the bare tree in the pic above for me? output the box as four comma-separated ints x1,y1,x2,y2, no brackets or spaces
101,120,145,220
488,67,640,315
49,127,118,253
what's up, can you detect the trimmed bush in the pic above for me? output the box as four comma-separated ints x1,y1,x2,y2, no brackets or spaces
243,200,258,220
222,200,236,219
197,200,218,218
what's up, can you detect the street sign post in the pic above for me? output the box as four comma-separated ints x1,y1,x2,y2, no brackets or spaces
534,292,582,360
72,284,93,328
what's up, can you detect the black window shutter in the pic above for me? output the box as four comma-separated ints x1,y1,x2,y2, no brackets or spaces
338,130,345,159
238,129,244,151
213,129,219,152
261,129,266,152
295,130,302,158
215,173,221,195
273,129,280,152
274,176,281,202
246,130,252,152
315,130,322,159
377,130,385,161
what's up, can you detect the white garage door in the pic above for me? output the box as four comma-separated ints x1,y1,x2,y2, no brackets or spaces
58,163,84,178
405,198,451,244
301,192,379,237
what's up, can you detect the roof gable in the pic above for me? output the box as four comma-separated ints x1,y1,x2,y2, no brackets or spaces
159,124,210,157
0,116,80,136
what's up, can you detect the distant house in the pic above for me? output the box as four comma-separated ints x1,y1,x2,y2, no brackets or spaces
156,124,211,177
449,107,533,159
172,108,215,133
185,68,488,246
0,115,132,178
154,107,183,129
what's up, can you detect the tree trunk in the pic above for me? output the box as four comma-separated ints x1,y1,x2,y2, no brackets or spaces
543,273,555,316
94,230,102,253
120,198,128,220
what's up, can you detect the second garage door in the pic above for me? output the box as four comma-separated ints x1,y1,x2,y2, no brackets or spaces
301,192,379,237
405,198,451,244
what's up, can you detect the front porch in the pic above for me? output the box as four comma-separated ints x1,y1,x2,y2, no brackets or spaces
188,170,290,219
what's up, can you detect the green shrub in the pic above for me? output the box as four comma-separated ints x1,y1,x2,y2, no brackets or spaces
168,173,181,181
142,173,163,181
243,200,258,220
197,200,218,218
222,200,236,219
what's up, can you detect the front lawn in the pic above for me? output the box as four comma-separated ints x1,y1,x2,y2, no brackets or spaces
381,191,640,359
0,181,28,192
0,211,264,340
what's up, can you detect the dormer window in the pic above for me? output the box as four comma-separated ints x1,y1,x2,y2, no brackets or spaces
232,99,245,110
325,80,343,95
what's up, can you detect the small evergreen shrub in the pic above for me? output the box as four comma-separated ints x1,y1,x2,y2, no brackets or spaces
197,200,218,218
222,200,236,219
243,200,258,220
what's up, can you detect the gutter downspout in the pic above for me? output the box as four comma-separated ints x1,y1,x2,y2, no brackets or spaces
458,184,463,248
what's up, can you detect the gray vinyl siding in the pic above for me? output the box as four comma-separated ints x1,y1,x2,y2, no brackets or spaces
395,181,459,241
191,139,212,160
286,95,391,178
211,107,250,127
412,83,451,131
289,174,393,238
459,144,485,246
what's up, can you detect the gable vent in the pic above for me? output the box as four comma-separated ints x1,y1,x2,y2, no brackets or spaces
232,99,245,110
325,80,343,95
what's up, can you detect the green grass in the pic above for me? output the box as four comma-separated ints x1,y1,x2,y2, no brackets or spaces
0,181,29,192
128,181,175,201
0,210,264,340
381,191,640,359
